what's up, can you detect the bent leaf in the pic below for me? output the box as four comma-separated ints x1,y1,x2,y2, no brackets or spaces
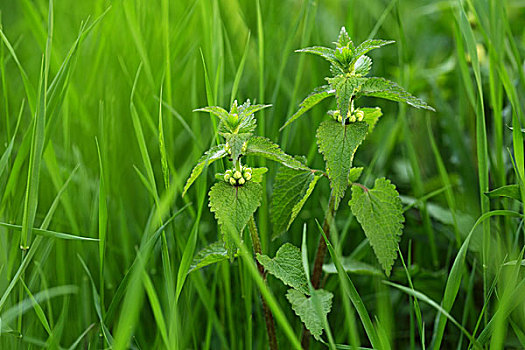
271,165,320,239
286,288,333,341
349,178,404,276
281,85,334,130
182,145,227,196
361,107,383,133
327,75,361,122
317,120,368,209
358,77,435,111
257,243,309,294
295,46,339,67
349,167,364,183
209,181,262,258
245,136,309,170
322,258,383,276
351,39,395,63
485,184,522,202
193,106,230,123
189,241,229,273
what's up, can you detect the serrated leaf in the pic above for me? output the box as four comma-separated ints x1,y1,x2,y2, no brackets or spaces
281,85,334,130
286,288,333,341
295,46,339,67
349,178,404,276
193,106,230,123
317,120,368,209
209,181,262,258
256,243,309,294
327,75,360,122
189,241,229,273
485,184,522,202
271,166,320,239
360,107,383,133
224,133,251,166
354,55,372,76
351,39,395,63
182,145,228,196
245,136,309,170
358,77,435,111
349,167,364,183
336,26,354,50
322,258,383,276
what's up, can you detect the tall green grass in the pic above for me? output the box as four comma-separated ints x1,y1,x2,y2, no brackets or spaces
0,0,524,348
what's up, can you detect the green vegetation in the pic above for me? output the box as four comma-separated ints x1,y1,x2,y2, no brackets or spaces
0,0,524,349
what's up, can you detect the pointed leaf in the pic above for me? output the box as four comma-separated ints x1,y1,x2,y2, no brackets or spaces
336,26,354,50
209,181,262,258
358,77,435,111
245,136,309,170
352,39,395,62
317,120,368,209
286,288,333,341
485,184,522,202
349,167,364,183
193,106,230,123
271,165,320,239
281,85,334,130
295,46,339,67
256,243,309,294
354,55,372,76
327,75,361,121
189,241,229,273
360,107,383,133
242,103,272,116
349,178,404,276
182,145,228,196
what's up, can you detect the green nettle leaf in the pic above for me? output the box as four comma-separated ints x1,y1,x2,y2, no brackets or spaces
327,75,360,122
485,184,522,202
271,166,320,239
224,133,251,166
281,85,334,130
317,120,368,209
348,167,364,183
295,46,340,68
286,288,334,341
354,55,372,76
193,106,230,123
245,136,309,170
349,178,404,276
189,241,229,273
357,77,435,111
256,243,309,294
351,39,395,63
360,107,383,133
209,181,262,258
183,145,228,196
337,26,354,50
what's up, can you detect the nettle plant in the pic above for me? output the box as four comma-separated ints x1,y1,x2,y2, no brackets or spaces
184,27,433,348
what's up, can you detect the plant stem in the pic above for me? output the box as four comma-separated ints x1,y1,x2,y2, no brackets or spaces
248,215,278,350
301,193,337,349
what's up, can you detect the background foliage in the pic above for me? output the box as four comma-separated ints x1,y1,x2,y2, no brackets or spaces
0,0,524,348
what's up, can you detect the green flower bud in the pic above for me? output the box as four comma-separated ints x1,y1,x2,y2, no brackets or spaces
229,177,237,186
233,171,242,179
244,172,252,181
241,142,247,153
224,173,231,182
225,169,233,176
356,110,365,121
237,177,246,185
337,115,343,123
349,114,357,123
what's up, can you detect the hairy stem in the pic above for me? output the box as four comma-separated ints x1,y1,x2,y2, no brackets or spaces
248,215,278,350
301,193,337,349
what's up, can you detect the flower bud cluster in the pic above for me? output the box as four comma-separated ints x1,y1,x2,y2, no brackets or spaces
224,166,253,186
330,109,365,123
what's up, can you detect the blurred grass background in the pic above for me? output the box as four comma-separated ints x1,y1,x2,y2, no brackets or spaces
0,0,524,348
